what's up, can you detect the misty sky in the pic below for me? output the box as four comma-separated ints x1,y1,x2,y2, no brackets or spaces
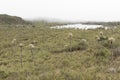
0,0,120,21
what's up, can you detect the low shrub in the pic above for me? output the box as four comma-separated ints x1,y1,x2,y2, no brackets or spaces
0,70,8,79
101,40,119,49
94,46,111,58
65,39,88,52
52,39,88,53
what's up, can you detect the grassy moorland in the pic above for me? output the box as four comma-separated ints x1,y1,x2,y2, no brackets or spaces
0,22,120,80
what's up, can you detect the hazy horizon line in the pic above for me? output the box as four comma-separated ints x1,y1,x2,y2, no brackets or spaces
1,14,120,23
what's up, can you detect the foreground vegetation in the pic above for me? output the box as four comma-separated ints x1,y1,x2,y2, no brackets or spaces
0,23,120,80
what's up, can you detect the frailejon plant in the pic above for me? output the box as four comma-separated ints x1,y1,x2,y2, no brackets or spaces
96,31,108,42
108,37,115,60
81,39,87,43
31,40,37,45
19,43,23,68
95,35,100,42
77,39,88,50
29,44,35,64
11,38,16,54
99,31,108,41
11,39,16,44
108,37,115,46
68,33,73,52
99,31,103,36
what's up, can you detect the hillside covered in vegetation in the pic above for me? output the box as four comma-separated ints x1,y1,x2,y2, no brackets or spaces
0,14,30,25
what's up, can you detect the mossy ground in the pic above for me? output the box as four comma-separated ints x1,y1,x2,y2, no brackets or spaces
0,25,120,80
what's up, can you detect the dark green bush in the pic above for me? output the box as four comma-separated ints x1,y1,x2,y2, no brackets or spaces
99,36,108,41
0,70,8,79
52,40,88,53
101,40,119,49
64,40,88,52
94,47,111,58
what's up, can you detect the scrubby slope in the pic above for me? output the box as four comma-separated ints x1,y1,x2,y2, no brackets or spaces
0,14,30,25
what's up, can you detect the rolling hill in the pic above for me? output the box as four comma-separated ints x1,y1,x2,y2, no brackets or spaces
0,14,30,25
